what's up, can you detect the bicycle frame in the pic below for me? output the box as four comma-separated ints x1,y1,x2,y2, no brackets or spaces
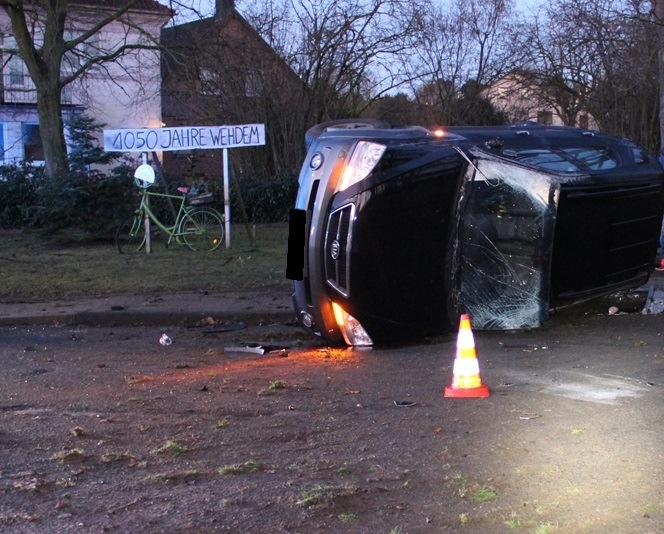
134,188,195,246
117,176,224,254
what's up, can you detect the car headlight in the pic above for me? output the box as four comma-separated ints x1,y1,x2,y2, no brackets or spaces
336,141,386,192
331,302,373,346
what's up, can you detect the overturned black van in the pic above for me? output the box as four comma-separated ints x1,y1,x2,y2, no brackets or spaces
287,121,664,346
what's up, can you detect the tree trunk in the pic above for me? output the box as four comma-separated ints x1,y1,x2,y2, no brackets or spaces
4,2,70,180
36,81,70,180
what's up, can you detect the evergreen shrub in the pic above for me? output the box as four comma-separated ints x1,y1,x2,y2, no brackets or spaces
0,115,136,238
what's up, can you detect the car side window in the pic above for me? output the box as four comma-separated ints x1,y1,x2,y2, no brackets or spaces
512,149,581,173
506,147,619,172
560,147,618,170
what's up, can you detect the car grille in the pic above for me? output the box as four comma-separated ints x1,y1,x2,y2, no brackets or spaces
325,204,354,296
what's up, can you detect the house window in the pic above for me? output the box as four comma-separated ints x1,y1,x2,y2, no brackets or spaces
22,123,44,162
578,114,589,129
7,58,25,86
244,69,263,98
511,107,529,122
537,110,553,126
81,33,100,62
199,68,221,96
62,30,101,76
3,55,37,103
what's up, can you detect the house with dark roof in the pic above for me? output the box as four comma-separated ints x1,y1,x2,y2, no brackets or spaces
483,71,597,130
160,0,302,186
0,0,171,164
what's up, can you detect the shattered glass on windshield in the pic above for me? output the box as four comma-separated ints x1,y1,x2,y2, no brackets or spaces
453,155,561,329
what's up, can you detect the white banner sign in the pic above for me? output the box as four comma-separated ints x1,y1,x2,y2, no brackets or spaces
103,124,266,152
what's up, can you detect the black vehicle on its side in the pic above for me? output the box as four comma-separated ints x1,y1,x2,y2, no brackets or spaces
287,121,664,346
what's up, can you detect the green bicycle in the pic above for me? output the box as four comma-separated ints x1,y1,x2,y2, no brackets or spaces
116,177,224,254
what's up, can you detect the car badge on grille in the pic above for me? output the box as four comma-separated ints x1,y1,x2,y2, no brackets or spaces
330,240,341,260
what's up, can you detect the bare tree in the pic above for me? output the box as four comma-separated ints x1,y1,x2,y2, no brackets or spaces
0,0,186,180
589,0,659,149
404,0,524,125
520,1,597,126
241,0,420,126
518,0,659,150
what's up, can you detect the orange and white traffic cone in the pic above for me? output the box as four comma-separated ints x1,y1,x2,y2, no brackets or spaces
444,314,490,398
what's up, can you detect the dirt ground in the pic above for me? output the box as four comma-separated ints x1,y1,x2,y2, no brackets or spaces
1,304,663,533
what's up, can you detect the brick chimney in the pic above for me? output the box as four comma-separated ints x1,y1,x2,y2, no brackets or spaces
216,0,235,18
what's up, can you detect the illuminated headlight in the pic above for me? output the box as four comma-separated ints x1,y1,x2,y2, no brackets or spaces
331,302,373,346
336,141,386,192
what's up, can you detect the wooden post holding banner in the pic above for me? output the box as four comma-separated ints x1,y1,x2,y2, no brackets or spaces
104,124,266,251
223,148,231,249
134,152,155,254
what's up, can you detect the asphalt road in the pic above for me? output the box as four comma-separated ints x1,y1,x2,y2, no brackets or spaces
0,299,662,532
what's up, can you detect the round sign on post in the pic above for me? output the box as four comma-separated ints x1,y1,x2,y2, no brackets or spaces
134,163,156,186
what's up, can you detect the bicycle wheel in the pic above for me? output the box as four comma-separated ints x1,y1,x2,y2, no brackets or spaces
116,215,146,254
179,208,224,251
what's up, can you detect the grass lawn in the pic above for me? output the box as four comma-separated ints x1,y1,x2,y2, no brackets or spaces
0,223,292,302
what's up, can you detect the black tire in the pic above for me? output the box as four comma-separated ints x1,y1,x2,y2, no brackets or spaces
116,215,146,254
179,208,224,251
305,118,390,150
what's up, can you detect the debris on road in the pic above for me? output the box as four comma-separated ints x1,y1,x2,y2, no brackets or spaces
642,287,664,315
224,343,290,355
394,400,417,407
202,322,247,334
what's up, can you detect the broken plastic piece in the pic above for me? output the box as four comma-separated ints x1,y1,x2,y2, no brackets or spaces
225,344,265,354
